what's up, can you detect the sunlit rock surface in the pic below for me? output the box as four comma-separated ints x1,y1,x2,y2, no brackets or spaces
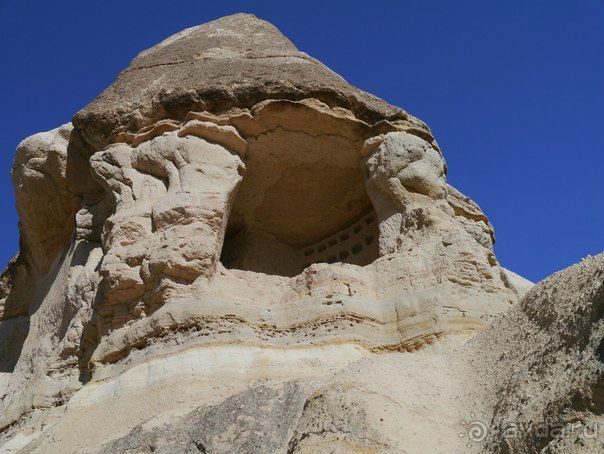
2,13,599,454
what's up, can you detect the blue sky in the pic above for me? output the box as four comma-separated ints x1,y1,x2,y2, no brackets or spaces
0,0,602,282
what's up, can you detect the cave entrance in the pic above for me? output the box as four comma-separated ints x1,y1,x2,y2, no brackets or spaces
220,114,379,277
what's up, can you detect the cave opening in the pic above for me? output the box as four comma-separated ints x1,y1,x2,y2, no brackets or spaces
219,120,380,277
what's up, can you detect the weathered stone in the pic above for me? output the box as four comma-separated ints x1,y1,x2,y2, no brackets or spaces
72,14,432,149
4,13,599,454
465,253,604,453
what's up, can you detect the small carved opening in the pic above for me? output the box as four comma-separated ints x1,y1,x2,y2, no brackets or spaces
221,202,380,277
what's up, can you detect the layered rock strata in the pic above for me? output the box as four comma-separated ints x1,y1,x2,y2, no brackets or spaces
0,13,568,453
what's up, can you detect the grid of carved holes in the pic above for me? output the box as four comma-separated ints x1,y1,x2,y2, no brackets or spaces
302,213,377,268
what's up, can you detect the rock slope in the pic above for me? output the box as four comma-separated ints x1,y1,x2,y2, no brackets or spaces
466,253,604,453
1,13,599,454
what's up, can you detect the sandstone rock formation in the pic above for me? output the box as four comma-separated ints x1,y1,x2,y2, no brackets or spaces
0,13,599,454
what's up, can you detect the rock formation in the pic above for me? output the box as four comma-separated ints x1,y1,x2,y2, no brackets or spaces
0,13,599,453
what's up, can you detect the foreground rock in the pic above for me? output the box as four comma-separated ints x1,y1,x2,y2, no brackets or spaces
1,13,598,454
466,253,604,453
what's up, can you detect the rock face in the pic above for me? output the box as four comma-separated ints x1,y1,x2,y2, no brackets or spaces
466,253,604,453
1,12,598,453
88,254,603,454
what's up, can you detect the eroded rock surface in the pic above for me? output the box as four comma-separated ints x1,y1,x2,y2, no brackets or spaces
465,253,604,453
3,13,598,454
85,254,602,454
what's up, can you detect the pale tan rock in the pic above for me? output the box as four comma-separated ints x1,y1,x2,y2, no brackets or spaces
0,13,579,454
177,119,247,156
501,267,534,298
65,254,598,454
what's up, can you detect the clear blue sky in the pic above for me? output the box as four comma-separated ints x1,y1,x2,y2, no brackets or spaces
0,0,602,282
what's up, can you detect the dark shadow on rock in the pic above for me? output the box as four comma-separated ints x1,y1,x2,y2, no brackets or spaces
0,316,29,373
